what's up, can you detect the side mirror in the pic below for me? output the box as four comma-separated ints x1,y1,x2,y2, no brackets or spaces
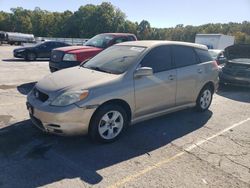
134,67,153,78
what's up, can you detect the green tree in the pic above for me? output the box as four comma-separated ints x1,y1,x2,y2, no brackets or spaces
0,3,249,44
138,20,151,39
234,31,246,44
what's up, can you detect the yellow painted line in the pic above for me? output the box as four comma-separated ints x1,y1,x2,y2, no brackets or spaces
185,118,250,151
108,118,250,188
108,152,184,188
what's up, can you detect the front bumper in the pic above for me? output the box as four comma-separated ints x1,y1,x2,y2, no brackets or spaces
49,60,80,72
14,51,25,58
26,101,96,136
219,72,250,87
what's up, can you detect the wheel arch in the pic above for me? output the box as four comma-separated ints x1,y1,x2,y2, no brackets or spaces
26,49,36,55
202,81,215,94
89,99,132,131
196,81,215,102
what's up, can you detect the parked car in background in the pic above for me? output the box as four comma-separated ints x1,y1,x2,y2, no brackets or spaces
27,41,218,143
219,44,250,87
208,49,227,67
49,33,137,72
13,41,71,61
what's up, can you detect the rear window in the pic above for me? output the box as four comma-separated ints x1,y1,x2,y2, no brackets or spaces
196,49,213,63
128,36,136,41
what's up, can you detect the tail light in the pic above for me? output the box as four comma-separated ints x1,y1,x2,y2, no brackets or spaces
212,60,219,69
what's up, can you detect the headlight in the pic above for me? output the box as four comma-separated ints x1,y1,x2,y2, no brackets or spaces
63,53,77,61
51,90,89,106
16,49,25,53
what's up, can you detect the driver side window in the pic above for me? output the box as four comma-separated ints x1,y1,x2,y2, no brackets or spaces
140,46,172,73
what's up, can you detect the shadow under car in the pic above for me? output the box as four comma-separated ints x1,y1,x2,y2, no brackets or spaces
0,108,212,187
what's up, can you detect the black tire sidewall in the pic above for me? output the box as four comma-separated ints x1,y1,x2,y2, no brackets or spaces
196,86,213,112
89,104,128,143
26,52,36,61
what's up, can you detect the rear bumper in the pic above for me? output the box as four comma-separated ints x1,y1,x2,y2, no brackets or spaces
49,60,80,72
219,72,250,87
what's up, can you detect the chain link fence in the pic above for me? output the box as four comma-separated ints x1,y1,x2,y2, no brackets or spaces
35,37,89,45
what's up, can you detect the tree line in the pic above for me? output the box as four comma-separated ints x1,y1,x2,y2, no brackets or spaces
0,2,250,44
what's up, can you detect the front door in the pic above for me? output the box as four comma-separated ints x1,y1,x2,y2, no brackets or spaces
134,45,177,118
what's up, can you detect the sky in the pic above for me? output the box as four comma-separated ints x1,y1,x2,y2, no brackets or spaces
0,0,249,28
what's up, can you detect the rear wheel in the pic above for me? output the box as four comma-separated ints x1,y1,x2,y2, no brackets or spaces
26,52,36,61
195,86,213,112
89,104,128,143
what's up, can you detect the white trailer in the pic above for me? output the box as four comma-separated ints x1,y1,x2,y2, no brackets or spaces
0,31,35,45
195,34,235,50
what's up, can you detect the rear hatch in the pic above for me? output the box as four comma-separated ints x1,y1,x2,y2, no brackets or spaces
223,45,250,78
224,44,250,60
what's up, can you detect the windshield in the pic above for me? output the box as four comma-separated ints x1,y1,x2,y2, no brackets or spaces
33,42,46,47
85,34,114,48
83,45,146,74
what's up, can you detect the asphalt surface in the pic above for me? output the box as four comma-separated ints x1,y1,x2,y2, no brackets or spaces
0,45,250,188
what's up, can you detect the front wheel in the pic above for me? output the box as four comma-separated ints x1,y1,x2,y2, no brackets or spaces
25,52,36,61
89,104,128,143
195,86,213,112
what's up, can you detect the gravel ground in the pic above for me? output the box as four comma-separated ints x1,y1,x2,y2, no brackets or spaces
0,45,250,188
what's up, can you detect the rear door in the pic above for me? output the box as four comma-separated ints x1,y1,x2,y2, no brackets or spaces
172,45,202,106
134,45,177,117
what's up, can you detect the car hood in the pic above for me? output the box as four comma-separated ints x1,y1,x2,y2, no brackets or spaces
14,47,32,51
55,45,103,54
224,44,250,60
36,67,120,93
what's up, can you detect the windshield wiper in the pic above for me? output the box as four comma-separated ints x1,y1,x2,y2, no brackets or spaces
85,66,113,74
85,44,97,47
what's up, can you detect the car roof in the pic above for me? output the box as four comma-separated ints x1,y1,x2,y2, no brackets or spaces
99,33,136,37
44,41,66,43
117,40,208,50
208,49,224,53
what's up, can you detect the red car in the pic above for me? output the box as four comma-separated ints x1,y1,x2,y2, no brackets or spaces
49,33,137,72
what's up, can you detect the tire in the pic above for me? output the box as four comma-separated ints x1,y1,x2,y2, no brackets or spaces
89,104,128,143
195,85,213,112
25,52,36,61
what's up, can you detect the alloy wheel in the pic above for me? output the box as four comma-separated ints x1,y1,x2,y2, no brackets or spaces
200,89,212,110
98,110,124,140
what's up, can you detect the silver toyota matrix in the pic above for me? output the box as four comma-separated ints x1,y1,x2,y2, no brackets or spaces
27,41,219,142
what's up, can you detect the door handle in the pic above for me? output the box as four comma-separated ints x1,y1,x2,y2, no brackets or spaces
197,68,203,73
168,75,175,80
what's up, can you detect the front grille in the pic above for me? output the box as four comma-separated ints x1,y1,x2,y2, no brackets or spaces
50,50,65,63
33,88,49,102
